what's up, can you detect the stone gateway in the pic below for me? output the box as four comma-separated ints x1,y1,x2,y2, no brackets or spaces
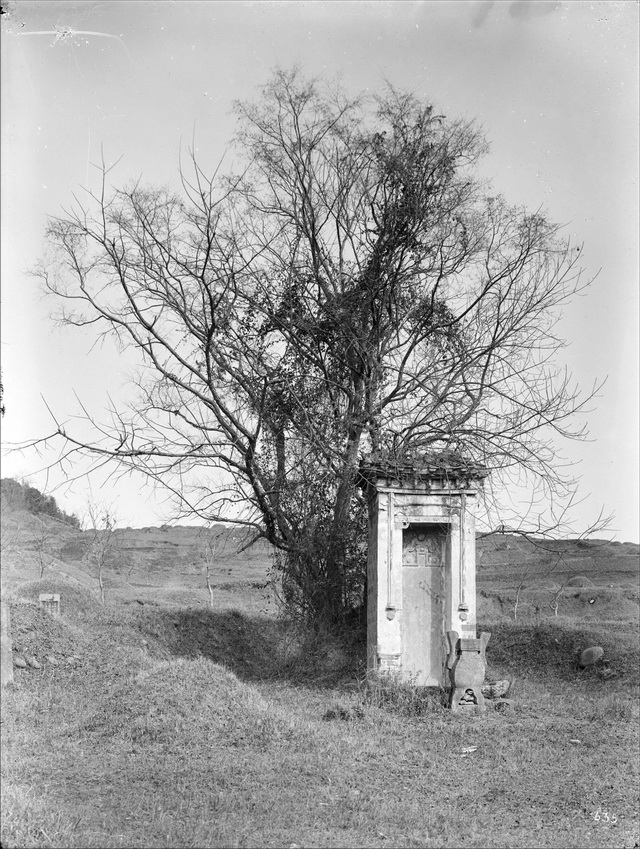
359,455,488,688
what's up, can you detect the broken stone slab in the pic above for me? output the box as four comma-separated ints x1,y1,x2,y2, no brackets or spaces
489,698,515,714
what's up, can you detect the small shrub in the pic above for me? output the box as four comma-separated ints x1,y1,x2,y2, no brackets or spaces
322,703,365,721
272,619,364,684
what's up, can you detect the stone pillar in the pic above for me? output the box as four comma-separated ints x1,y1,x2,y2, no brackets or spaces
360,457,487,687
1,601,13,687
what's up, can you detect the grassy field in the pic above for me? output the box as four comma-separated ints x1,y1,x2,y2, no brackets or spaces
1,504,639,848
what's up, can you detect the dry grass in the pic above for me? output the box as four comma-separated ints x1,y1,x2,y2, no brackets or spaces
2,511,638,848
2,574,639,849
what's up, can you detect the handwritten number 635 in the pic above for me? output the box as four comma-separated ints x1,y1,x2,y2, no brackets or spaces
593,809,617,824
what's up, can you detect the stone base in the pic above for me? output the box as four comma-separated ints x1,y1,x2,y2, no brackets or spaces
449,685,487,713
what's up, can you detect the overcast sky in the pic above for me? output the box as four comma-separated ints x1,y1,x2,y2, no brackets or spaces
1,0,638,540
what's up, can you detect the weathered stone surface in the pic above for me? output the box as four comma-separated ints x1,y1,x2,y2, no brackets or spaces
579,646,604,668
39,593,61,617
447,630,490,713
27,656,41,669
45,655,59,666
361,461,486,688
482,679,511,700
13,656,27,669
490,698,515,714
1,602,14,686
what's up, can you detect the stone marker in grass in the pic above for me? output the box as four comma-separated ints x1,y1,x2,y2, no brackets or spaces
39,593,61,617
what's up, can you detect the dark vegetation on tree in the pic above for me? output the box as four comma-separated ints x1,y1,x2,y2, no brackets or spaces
29,68,604,627
1,478,81,528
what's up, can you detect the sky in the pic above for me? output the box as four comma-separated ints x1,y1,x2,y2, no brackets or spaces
1,0,638,540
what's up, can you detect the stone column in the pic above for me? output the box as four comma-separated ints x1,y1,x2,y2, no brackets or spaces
1,601,13,687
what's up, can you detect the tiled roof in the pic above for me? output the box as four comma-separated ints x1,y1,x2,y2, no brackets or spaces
358,451,489,486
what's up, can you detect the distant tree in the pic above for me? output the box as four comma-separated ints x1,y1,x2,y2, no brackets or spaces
479,527,601,621
11,478,81,527
0,515,18,561
83,503,117,604
202,530,227,609
0,478,24,510
32,67,606,626
31,516,57,579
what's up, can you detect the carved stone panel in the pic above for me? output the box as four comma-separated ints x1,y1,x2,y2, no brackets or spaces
401,524,446,685
402,526,444,567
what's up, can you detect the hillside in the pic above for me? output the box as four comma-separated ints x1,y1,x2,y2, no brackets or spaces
477,533,639,587
1,477,638,617
2,479,639,849
1,512,272,613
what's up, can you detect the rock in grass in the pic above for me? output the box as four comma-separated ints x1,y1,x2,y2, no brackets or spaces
27,657,41,669
578,646,604,668
45,655,59,666
13,656,27,668
482,680,511,699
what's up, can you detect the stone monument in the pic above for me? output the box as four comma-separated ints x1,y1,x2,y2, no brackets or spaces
446,629,490,712
39,593,61,617
359,453,488,688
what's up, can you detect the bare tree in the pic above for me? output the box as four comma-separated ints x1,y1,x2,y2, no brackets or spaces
547,578,568,618
479,526,604,621
29,67,607,625
31,516,57,579
83,503,117,604
202,529,227,609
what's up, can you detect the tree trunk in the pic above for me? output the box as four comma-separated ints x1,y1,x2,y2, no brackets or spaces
206,569,214,609
323,426,364,624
